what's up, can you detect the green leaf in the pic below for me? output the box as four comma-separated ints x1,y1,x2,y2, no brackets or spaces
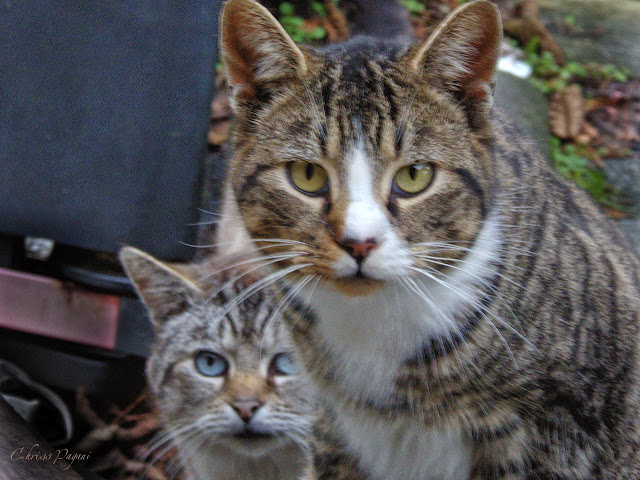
310,26,327,40
400,0,425,15
279,2,295,16
548,136,624,209
524,36,540,56
311,1,326,16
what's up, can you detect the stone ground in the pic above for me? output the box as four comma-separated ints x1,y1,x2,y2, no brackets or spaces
495,0,640,258
606,156,640,256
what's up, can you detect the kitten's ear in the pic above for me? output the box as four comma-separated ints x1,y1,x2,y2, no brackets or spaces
119,247,203,325
406,0,502,130
220,0,307,106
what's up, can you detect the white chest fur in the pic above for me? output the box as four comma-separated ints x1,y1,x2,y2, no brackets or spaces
297,215,503,480
306,285,475,480
304,283,478,480
335,404,472,480
310,284,458,401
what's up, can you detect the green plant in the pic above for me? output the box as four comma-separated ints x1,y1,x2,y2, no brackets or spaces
593,64,630,82
400,0,425,15
523,37,630,92
549,137,624,209
514,38,631,209
311,1,326,16
278,2,327,43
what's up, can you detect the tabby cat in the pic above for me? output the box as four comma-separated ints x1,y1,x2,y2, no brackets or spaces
217,0,640,478
119,247,313,480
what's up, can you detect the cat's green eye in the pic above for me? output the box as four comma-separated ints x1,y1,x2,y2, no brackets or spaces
393,163,434,196
287,161,328,195
195,351,228,377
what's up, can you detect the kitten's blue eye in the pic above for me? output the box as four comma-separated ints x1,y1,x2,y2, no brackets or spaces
269,353,299,376
195,351,229,377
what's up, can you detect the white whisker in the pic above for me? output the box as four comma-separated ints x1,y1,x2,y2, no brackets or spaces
209,263,313,317
260,274,315,356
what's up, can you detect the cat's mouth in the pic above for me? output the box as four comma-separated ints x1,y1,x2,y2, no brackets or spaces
332,274,386,296
230,428,275,441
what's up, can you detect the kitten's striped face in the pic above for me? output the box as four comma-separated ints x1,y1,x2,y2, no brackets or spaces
222,0,501,296
119,248,313,457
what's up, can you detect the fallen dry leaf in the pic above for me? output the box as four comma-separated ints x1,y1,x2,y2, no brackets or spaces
323,0,349,42
208,120,231,146
503,0,565,66
549,84,585,140
210,73,232,122
76,387,106,428
601,206,630,219
72,388,176,480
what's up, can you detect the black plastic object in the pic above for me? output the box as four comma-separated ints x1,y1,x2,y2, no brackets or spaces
0,0,222,260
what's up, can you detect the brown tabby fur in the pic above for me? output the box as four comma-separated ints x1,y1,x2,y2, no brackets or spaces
218,0,640,478
119,247,313,480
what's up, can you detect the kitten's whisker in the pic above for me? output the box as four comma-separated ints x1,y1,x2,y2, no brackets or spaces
139,423,202,480
139,422,194,465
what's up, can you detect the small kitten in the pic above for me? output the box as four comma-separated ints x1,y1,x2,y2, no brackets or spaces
119,247,313,480
218,0,640,479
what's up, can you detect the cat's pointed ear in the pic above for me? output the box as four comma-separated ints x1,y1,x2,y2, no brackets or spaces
406,0,502,129
119,247,203,325
220,0,307,106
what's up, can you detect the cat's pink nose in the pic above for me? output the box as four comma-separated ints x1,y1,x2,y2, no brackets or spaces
339,238,378,262
231,398,264,423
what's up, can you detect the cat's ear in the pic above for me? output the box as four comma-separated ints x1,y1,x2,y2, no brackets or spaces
220,0,307,107
406,0,502,130
119,247,203,325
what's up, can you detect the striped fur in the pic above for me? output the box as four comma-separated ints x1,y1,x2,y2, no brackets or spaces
219,0,640,478
119,247,313,480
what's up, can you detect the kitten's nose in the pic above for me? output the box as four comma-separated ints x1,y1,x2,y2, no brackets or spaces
339,237,378,263
231,398,264,423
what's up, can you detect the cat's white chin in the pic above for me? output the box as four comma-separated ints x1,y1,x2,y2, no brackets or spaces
330,236,413,296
